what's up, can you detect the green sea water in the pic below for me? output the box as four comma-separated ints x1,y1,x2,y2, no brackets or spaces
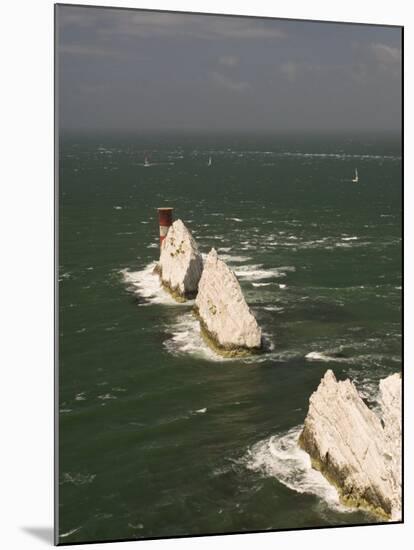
58,133,402,544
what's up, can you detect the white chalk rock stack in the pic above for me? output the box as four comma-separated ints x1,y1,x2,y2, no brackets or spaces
379,373,402,520
195,248,262,354
158,219,203,301
299,370,401,520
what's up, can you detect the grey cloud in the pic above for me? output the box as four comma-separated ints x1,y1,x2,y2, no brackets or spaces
61,7,286,41
279,61,324,82
59,43,121,58
57,6,401,133
218,55,239,67
371,42,401,65
280,61,298,82
211,71,250,92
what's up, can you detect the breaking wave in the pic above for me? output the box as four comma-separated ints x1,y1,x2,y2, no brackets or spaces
164,312,227,362
235,264,295,281
120,263,186,306
244,426,350,513
305,351,348,363
220,254,253,263
163,312,279,364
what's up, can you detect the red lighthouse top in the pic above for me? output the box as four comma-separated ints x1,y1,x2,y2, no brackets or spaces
157,207,174,247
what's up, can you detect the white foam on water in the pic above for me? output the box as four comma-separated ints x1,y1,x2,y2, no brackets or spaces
97,393,117,400
75,392,86,401
305,351,347,363
280,152,400,161
164,312,226,362
235,264,294,281
262,305,284,312
341,236,358,241
252,282,272,287
120,263,181,306
60,527,82,538
228,217,243,222
128,523,144,530
113,206,123,210
245,426,349,513
355,378,382,410
220,254,253,263
165,312,286,365
61,472,96,486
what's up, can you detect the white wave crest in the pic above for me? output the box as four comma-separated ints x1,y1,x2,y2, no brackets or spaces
235,264,295,281
220,254,253,263
60,472,96,486
305,351,347,362
262,305,284,312
120,263,182,306
164,312,226,362
245,426,349,512
60,527,82,538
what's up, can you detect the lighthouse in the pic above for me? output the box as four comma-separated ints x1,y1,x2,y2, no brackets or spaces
157,207,173,248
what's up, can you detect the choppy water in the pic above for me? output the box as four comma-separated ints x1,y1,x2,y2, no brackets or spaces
58,133,402,543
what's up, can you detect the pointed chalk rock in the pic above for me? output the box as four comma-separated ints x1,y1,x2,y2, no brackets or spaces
299,370,401,520
158,219,203,301
379,373,402,520
195,248,262,353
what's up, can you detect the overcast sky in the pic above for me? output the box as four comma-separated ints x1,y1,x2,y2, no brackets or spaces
57,5,402,133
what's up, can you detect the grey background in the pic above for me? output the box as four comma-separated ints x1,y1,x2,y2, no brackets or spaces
57,6,402,133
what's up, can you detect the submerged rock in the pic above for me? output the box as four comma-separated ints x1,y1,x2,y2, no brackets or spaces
157,219,203,301
299,370,401,520
194,248,262,355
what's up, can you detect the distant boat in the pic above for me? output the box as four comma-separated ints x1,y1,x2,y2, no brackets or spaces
352,168,359,183
207,156,212,167
144,154,150,167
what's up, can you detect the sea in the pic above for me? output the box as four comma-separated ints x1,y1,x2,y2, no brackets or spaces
58,132,402,544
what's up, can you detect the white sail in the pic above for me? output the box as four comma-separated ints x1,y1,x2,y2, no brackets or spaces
352,168,358,183
207,156,212,166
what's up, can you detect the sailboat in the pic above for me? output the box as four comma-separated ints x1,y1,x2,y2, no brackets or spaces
207,156,212,167
144,154,150,167
352,168,359,183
